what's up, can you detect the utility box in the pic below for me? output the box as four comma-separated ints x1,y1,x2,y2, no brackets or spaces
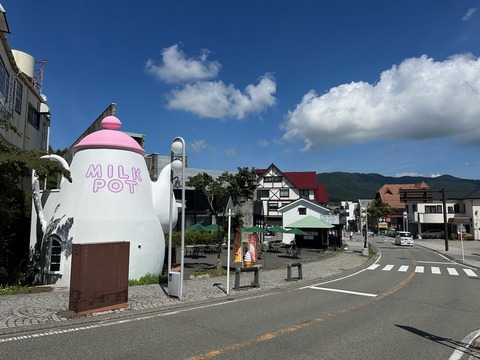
168,271,181,297
69,242,129,314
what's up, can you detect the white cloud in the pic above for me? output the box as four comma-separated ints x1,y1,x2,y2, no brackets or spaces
190,139,207,152
145,44,221,83
257,139,269,147
462,8,477,21
226,148,236,156
396,172,444,178
282,54,480,151
167,74,276,119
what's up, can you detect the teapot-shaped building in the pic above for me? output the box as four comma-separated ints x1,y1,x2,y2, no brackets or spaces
30,116,175,287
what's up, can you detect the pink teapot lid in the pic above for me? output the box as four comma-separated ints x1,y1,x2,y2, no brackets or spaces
74,116,145,155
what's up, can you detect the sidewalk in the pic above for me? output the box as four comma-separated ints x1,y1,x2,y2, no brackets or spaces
404,237,480,269
1,237,479,337
0,241,368,335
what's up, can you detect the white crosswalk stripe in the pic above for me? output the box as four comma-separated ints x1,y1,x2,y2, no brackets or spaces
367,264,477,277
464,269,478,277
447,268,459,276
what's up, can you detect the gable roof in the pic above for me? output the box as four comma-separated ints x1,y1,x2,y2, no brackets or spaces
278,197,332,214
285,215,334,229
257,163,329,203
376,182,430,208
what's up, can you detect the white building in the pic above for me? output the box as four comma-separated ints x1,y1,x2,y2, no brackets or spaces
0,9,50,152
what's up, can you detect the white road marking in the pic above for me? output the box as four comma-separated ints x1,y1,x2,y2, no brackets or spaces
463,269,478,277
415,266,425,273
449,329,480,360
367,264,380,270
447,268,459,276
309,286,377,297
382,265,394,271
398,265,409,272
431,267,441,274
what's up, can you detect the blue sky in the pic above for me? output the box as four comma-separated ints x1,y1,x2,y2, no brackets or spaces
3,1,480,179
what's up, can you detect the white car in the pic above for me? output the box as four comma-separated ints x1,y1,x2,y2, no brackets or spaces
395,231,414,246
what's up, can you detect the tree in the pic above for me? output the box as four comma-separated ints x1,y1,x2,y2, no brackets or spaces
367,198,393,232
0,138,71,285
185,167,257,268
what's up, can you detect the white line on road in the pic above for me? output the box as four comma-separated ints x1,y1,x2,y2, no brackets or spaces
431,267,441,274
308,286,377,297
382,265,394,271
367,264,380,270
447,268,459,276
463,269,478,277
449,329,480,360
398,265,409,272
415,266,424,273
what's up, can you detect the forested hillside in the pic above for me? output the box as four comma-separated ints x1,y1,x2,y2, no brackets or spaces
317,172,480,204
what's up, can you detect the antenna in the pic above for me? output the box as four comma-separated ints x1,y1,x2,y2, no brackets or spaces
33,59,46,93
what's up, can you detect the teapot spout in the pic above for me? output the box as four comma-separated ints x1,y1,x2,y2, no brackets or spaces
153,164,178,234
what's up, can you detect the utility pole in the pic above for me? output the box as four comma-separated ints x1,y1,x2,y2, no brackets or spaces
442,188,448,252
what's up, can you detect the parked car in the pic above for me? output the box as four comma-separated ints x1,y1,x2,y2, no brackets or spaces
418,229,445,239
395,231,414,246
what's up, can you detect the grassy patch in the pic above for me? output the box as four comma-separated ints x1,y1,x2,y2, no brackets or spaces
0,285,53,296
128,273,167,286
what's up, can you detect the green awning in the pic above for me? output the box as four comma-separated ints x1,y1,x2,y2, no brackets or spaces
285,215,334,229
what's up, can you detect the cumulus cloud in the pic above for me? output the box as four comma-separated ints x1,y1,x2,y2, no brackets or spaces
190,139,207,152
462,8,477,21
282,54,480,151
257,139,269,147
396,172,444,178
145,44,221,83
167,74,276,119
226,148,236,156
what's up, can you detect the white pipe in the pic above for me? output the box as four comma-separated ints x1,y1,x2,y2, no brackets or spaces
31,170,47,233
40,154,70,188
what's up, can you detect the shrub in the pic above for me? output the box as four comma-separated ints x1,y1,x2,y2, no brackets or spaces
128,273,167,286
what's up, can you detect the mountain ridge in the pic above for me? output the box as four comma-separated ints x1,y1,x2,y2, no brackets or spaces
316,172,480,203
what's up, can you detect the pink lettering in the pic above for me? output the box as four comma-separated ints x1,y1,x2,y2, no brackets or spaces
108,164,113,178
92,179,106,192
125,180,138,194
108,179,123,193
86,164,102,178
132,167,142,181
118,165,128,179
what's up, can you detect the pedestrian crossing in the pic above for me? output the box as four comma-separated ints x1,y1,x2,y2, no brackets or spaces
367,263,478,277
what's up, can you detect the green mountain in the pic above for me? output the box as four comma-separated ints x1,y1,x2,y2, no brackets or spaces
316,172,480,204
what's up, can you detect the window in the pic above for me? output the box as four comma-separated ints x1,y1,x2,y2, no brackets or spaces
448,206,454,214
28,104,40,129
298,207,306,215
257,190,269,198
14,80,22,114
268,202,278,211
0,58,8,116
49,237,62,272
280,189,289,197
425,205,442,214
273,176,282,182
299,189,310,198
264,176,272,182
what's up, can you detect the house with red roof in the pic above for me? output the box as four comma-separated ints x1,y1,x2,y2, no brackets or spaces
255,163,329,226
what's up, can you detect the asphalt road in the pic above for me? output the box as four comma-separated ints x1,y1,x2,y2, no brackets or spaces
2,238,480,360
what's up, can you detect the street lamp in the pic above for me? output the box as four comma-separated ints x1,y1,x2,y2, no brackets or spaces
403,211,408,231
167,137,186,299
360,206,368,256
